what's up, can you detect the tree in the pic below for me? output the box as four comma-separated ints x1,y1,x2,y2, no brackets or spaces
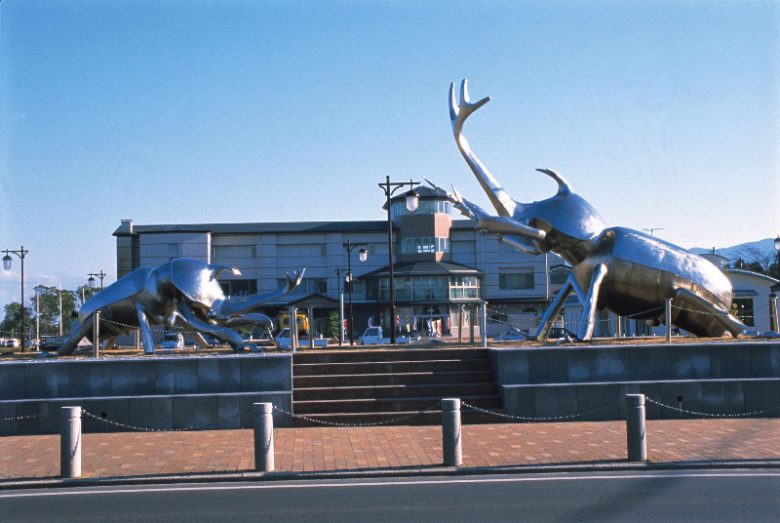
733,247,775,275
0,302,34,339
325,310,342,339
30,285,79,336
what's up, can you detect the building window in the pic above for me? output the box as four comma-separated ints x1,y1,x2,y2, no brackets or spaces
549,266,571,285
391,199,451,220
212,245,256,259
277,277,327,297
733,298,754,327
400,237,449,254
449,275,480,299
499,270,535,290
219,279,258,297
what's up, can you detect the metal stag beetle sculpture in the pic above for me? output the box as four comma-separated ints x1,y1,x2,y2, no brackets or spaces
57,258,304,355
428,79,746,341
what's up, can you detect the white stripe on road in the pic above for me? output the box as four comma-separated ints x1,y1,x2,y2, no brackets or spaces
1,471,779,499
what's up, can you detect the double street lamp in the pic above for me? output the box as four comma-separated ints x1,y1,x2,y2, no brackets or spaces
88,270,107,290
343,241,368,345
3,246,30,351
378,176,419,344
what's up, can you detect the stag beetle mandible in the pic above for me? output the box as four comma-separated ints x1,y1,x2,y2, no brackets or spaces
428,79,745,341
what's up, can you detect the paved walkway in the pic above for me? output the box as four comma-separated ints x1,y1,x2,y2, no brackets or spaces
2,419,780,482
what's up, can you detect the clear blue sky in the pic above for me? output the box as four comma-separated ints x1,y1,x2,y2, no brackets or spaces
1,0,778,310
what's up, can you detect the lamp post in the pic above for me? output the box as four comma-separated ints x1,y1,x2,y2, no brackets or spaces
87,270,107,291
343,241,368,345
378,176,420,344
3,246,29,351
334,267,345,346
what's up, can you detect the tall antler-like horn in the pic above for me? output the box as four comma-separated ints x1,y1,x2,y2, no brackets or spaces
450,79,517,218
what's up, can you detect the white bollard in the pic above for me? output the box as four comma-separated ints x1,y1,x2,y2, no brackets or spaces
254,402,275,472
441,398,462,466
60,406,82,478
625,394,647,461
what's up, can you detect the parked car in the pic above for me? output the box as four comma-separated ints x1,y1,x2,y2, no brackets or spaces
39,336,65,351
160,332,184,350
4,338,20,348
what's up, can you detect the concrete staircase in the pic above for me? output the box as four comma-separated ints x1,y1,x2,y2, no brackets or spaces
292,348,504,426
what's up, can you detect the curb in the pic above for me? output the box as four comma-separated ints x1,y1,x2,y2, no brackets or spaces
2,459,780,491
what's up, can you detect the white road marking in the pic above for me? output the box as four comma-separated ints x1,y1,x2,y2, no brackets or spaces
1,471,779,499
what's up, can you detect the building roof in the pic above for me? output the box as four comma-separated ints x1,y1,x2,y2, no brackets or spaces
114,218,480,237
114,220,389,236
359,260,481,279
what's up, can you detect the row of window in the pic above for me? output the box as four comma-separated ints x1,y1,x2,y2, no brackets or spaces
400,237,449,254
368,276,480,301
220,269,545,299
391,200,452,220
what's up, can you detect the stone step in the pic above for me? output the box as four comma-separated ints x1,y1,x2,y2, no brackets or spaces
294,382,498,401
293,370,496,388
293,358,493,376
293,395,502,415
292,348,490,364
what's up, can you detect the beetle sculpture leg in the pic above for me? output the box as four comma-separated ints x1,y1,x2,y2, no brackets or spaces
534,274,588,341
56,316,95,356
673,288,746,337
135,303,156,354
577,264,609,342
177,300,249,351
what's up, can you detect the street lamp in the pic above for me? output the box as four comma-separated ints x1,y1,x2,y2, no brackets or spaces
2,246,29,351
343,240,368,345
87,270,107,290
378,176,420,344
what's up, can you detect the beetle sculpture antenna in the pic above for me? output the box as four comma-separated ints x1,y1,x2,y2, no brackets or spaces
431,79,746,341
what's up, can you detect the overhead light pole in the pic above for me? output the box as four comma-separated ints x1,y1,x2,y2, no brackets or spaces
343,241,368,345
87,270,107,291
378,176,419,344
3,246,30,351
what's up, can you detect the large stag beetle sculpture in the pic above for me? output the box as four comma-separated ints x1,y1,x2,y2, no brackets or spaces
429,79,745,341
57,258,303,355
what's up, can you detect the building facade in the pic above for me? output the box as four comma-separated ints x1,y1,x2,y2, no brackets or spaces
114,189,779,340
114,188,565,340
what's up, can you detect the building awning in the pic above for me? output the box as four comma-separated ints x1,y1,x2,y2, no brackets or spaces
360,261,481,279
733,290,759,298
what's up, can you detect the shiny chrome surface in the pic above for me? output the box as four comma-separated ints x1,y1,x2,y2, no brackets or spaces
57,259,304,354
434,79,745,340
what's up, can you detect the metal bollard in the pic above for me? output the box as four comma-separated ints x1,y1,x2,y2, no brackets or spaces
60,406,82,478
441,398,462,466
664,298,672,343
625,394,647,461
254,402,275,472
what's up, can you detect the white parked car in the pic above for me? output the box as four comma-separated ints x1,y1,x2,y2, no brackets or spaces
160,333,184,350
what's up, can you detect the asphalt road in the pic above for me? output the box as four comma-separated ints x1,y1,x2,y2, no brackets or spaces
1,470,779,522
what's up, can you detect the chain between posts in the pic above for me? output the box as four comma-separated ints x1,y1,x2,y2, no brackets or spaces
645,397,780,418
81,410,201,432
271,403,440,427
0,413,43,423
461,401,613,422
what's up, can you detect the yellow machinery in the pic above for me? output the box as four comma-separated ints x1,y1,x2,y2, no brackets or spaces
278,312,309,335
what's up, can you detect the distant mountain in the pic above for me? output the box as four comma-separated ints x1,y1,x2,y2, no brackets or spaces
690,238,778,268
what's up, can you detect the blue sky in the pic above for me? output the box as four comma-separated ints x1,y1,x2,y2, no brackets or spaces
1,0,778,310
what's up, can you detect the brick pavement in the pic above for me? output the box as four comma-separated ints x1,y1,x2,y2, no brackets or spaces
2,419,779,481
